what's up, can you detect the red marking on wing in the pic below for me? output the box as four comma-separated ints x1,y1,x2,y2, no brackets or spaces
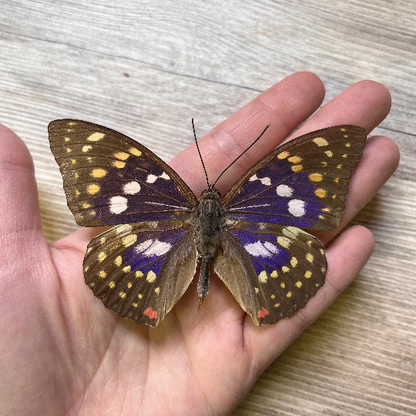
144,307,158,320
257,307,270,319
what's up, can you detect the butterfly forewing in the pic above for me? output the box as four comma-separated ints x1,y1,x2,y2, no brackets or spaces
48,120,197,227
214,222,326,325
84,220,198,326
222,126,366,231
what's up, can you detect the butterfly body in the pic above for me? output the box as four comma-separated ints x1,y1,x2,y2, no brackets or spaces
49,120,367,327
193,188,224,303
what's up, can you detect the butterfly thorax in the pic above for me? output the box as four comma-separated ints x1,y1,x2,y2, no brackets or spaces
194,187,224,304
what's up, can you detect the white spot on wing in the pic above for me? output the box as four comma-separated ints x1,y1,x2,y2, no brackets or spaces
109,196,128,214
146,172,171,183
135,239,172,257
161,172,170,180
249,174,272,186
146,174,158,184
263,242,280,254
288,199,306,217
123,181,141,195
245,240,279,258
276,184,294,197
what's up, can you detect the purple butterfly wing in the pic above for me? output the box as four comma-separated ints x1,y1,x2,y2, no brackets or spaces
48,119,197,226
84,221,197,326
221,126,367,230
213,221,326,325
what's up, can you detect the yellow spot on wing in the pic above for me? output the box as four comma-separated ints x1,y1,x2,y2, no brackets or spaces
132,302,138,307
115,152,130,160
286,291,292,298
274,303,280,308
325,150,333,157
290,257,298,267
309,173,323,182
123,265,131,273
282,266,289,273
82,145,92,153
71,159,76,164
291,164,303,172
109,281,115,288
113,160,126,169
313,137,329,147
315,188,327,198
306,253,314,263
127,282,132,288
130,147,142,156
288,156,302,163
92,168,107,178
115,256,122,267
258,271,268,283
146,271,157,283
87,132,105,142
119,291,126,298
66,148,72,153
87,184,100,195
277,151,290,160
122,234,137,247
345,142,351,147
154,287,160,295
280,282,286,288
138,293,143,299
304,271,312,278
295,281,302,288
342,153,348,158
98,252,106,262
135,271,144,278
116,224,133,234
99,270,107,278
277,236,291,248
271,270,278,278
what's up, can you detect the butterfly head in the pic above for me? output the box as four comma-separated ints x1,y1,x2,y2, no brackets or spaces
200,186,221,200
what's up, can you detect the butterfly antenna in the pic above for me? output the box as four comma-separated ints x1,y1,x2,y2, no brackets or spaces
212,124,270,188
192,119,210,188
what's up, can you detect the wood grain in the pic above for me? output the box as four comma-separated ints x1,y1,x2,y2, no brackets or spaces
0,0,415,414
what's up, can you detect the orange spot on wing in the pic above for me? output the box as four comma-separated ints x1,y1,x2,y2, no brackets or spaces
257,307,270,319
144,307,158,320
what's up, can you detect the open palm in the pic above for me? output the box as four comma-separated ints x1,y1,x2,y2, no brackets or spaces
0,72,399,416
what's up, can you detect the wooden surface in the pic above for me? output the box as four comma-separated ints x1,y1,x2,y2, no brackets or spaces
1,0,415,414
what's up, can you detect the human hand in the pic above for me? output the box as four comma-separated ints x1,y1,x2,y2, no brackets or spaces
0,72,399,415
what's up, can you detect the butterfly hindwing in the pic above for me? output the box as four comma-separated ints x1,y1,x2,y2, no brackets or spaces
222,126,366,231
48,119,197,227
83,220,198,326
214,221,326,325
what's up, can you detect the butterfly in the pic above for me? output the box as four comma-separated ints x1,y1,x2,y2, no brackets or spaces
48,119,366,327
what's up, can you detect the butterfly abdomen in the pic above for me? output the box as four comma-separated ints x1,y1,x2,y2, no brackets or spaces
194,188,224,303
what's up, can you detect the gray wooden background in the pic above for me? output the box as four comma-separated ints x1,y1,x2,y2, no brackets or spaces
1,0,415,415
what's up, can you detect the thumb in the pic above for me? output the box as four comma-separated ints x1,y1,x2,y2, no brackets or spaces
0,123,42,235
